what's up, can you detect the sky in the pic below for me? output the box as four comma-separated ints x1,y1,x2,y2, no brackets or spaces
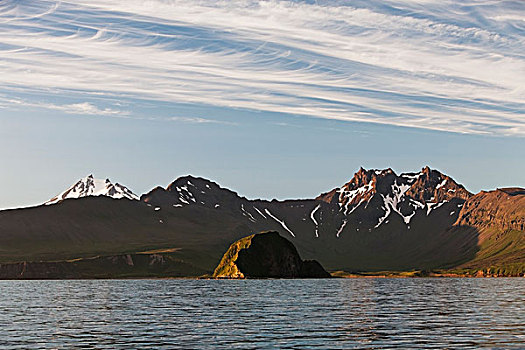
0,0,524,209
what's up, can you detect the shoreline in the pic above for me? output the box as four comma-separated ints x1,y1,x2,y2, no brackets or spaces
0,273,523,280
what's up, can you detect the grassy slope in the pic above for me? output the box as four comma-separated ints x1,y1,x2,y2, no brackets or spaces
450,228,525,275
332,228,525,277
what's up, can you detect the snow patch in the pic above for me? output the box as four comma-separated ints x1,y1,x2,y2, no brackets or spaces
347,198,365,216
375,181,413,228
336,219,347,238
338,182,374,215
400,172,421,182
426,200,448,215
436,179,447,189
241,204,256,222
176,185,196,203
264,209,295,237
310,204,321,238
410,199,425,210
253,206,267,219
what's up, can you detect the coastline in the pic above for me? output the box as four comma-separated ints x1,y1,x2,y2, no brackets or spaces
0,253,522,280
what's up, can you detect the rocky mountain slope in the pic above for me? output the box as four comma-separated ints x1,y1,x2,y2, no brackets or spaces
316,166,471,230
142,166,471,238
0,167,522,277
455,188,525,232
451,188,525,275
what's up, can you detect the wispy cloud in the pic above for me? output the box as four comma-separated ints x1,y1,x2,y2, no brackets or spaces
0,97,128,116
43,102,126,116
167,116,238,125
0,0,523,135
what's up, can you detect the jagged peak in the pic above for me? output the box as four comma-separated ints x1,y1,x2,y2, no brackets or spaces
343,167,395,190
316,166,473,229
405,167,472,203
317,167,397,204
354,167,395,178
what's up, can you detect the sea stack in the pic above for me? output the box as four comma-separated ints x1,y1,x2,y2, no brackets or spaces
213,231,331,278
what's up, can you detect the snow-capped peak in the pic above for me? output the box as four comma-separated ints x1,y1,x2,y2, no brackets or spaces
317,167,473,230
45,174,139,205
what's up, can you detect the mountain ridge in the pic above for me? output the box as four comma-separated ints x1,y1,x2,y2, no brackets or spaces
0,166,522,277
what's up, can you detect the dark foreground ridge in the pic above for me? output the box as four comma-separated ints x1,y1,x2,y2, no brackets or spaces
213,231,331,278
0,252,207,279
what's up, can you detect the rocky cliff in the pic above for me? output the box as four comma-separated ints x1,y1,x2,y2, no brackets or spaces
455,188,525,232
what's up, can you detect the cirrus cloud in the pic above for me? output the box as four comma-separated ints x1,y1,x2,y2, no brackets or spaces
0,0,523,135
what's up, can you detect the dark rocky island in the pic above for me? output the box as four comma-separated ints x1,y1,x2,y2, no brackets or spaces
213,231,331,278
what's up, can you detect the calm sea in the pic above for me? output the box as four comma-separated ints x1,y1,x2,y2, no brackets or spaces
0,278,523,349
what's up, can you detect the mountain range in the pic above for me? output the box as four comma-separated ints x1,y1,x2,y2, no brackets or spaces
0,167,523,277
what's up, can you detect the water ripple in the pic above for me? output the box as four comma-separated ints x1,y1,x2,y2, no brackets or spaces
0,278,523,349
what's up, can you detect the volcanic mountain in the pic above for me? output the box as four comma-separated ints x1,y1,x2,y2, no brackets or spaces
0,167,522,277
45,174,139,205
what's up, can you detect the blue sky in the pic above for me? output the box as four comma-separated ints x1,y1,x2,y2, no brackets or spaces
0,0,524,209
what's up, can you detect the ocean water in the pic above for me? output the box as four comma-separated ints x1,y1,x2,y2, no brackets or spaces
0,278,523,349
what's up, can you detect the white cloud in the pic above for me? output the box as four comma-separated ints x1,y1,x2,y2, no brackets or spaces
0,97,128,116
0,0,523,135
44,102,126,116
167,116,238,125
